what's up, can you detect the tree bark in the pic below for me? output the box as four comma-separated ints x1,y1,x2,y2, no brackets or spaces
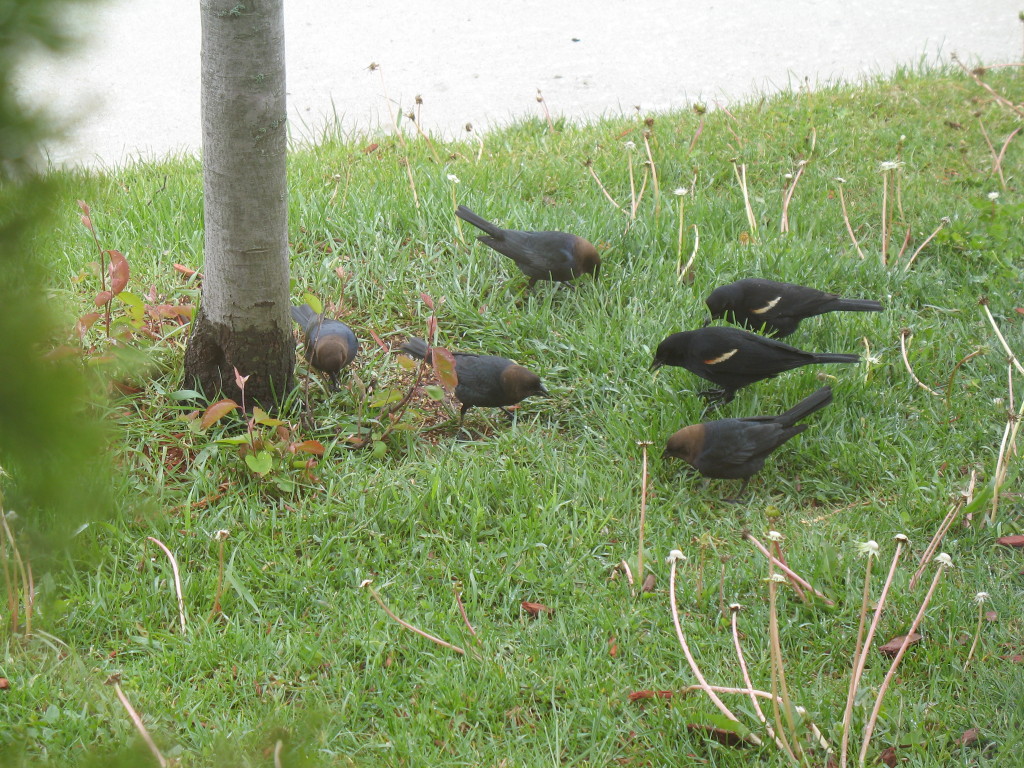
185,0,294,408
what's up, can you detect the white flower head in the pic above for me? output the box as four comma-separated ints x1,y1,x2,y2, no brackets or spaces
624,140,637,151
987,191,999,201
766,530,784,542
879,160,904,172
994,397,1005,406
974,591,989,604
769,573,788,583
835,177,847,184
673,187,689,196
783,173,793,180
894,533,910,545
729,603,742,612
358,579,373,589
899,134,907,142
447,174,460,184
857,540,880,558
666,549,686,564
935,552,953,568
213,529,231,541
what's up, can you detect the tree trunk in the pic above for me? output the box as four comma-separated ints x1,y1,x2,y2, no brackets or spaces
185,0,294,408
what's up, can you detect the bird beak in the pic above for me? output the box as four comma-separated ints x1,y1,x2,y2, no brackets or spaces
537,386,551,398
649,360,663,373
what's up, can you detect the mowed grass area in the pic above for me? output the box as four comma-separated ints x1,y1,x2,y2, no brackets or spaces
5,66,1024,766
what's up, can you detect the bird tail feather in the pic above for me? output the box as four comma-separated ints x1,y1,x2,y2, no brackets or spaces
399,337,429,360
813,353,860,364
834,298,884,312
291,303,317,328
777,386,833,427
455,205,504,238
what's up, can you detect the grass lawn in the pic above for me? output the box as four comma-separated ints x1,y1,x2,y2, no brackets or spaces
3,64,1024,767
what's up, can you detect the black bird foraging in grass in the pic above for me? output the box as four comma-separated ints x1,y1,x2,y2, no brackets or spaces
291,304,359,390
454,205,600,287
399,337,550,427
650,326,859,404
704,278,884,338
663,386,833,500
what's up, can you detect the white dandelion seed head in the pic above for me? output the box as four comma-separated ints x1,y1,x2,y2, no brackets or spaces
974,591,989,604
624,140,637,151
769,573,788,583
879,160,904,172
857,540,880,558
729,603,742,612
358,579,373,589
987,191,999,201
447,174,460,184
667,549,686,563
213,529,230,541
894,533,910,544
935,552,953,568
767,530,784,542
835,177,847,184
673,187,689,196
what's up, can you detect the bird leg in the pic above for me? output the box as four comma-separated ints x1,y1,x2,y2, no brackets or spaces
698,388,734,407
721,478,750,504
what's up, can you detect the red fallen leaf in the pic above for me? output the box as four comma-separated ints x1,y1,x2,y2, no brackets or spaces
628,690,675,702
985,610,998,623
608,635,618,658
0,677,9,690
111,380,144,396
616,127,636,139
685,723,751,747
879,632,922,657
641,572,656,592
108,250,129,295
147,304,194,321
999,654,1024,663
1015,308,1024,315
367,329,388,351
363,142,379,154
878,746,899,766
173,263,201,279
521,601,552,617
290,440,325,456
200,399,240,430
957,728,980,746
996,534,1024,548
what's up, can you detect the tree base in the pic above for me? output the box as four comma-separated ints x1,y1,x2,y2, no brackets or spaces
184,304,295,410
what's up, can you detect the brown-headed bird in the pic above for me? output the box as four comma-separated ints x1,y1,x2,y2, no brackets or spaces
399,337,549,426
291,304,359,390
650,326,858,404
455,205,600,287
705,278,883,338
664,386,833,500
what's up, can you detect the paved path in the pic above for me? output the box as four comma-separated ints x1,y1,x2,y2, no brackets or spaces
17,1,1023,168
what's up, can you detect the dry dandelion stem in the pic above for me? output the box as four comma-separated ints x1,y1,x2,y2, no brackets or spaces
899,329,941,397
114,684,168,768
837,183,867,259
147,536,187,634
636,441,653,588
910,471,974,590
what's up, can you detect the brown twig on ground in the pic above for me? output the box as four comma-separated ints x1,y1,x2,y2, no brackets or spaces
362,580,466,656
910,471,975,590
636,442,653,589
900,329,942,397
585,161,625,213
113,684,168,767
903,217,950,272
454,585,478,640
953,55,1024,118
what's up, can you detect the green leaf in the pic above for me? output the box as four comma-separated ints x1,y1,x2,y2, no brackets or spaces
369,389,404,408
371,440,388,458
301,292,324,315
424,385,445,401
244,450,274,476
116,291,146,327
252,406,285,427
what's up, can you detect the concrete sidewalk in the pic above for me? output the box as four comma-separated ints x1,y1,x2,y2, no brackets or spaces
16,0,1023,168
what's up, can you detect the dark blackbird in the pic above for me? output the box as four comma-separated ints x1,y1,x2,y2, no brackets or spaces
650,326,858,404
705,278,883,337
399,337,550,426
455,205,600,287
663,386,833,499
291,304,359,390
